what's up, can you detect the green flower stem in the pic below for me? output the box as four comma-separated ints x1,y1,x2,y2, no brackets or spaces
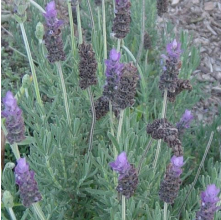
102,0,107,60
55,62,71,127
122,195,126,220
117,39,121,52
45,157,62,190
164,202,168,220
117,110,124,143
58,146,67,183
113,0,116,14
87,87,96,153
136,0,145,63
20,23,43,107
177,131,214,218
11,143,20,160
7,207,17,220
138,138,153,174
76,1,83,45
153,89,167,169
67,0,76,55
32,202,47,220
86,0,95,30
28,0,45,13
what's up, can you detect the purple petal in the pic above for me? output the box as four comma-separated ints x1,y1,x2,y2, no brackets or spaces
109,151,131,174
201,184,220,204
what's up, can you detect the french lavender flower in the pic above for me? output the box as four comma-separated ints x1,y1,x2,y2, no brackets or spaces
157,0,168,17
112,0,131,39
176,109,194,137
1,91,25,144
78,42,98,90
159,39,182,94
196,184,221,220
109,152,138,198
15,158,42,207
113,62,139,112
43,1,66,63
146,119,183,156
159,156,184,204
103,49,124,102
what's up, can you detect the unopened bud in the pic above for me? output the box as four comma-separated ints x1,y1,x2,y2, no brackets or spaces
35,22,44,44
2,191,14,208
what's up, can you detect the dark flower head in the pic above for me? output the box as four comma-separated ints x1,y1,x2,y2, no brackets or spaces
1,91,25,144
109,151,131,174
15,158,42,207
43,1,63,28
201,185,220,204
171,155,184,176
166,39,182,59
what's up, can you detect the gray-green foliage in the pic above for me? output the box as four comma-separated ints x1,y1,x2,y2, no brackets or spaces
1,0,221,219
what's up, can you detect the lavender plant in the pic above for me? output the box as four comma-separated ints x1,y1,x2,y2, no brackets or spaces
1,0,221,219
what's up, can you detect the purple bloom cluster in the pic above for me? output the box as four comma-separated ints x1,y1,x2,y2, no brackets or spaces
159,155,184,204
109,152,138,198
109,152,131,175
43,1,63,29
196,184,220,220
103,49,124,101
166,39,182,60
43,1,65,63
176,109,194,137
1,91,25,144
170,155,184,177
15,158,42,207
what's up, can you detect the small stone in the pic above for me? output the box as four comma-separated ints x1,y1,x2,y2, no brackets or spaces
204,2,216,11
171,0,180,5
211,86,221,96
192,0,199,4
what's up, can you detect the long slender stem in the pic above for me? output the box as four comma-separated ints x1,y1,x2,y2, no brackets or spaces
136,0,145,63
153,89,167,169
164,202,168,220
177,131,214,218
67,0,76,54
28,0,45,13
76,1,83,44
138,138,153,173
117,110,124,142
122,195,126,220
7,208,17,220
102,0,107,60
32,203,47,220
88,87,96,153
117,39,121,52
86,0,95,31
20,23,43,107
11,143,20,160
55,62,71,127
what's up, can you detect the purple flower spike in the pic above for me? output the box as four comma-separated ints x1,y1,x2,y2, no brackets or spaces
171,155,184,176
196,184,220,220
166,39,182,59
15,158,42,207
1,91,25,144
109,151,131,174
201,185,220,204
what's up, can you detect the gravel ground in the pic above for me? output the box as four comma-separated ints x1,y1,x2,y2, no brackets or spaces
165,0,221,125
